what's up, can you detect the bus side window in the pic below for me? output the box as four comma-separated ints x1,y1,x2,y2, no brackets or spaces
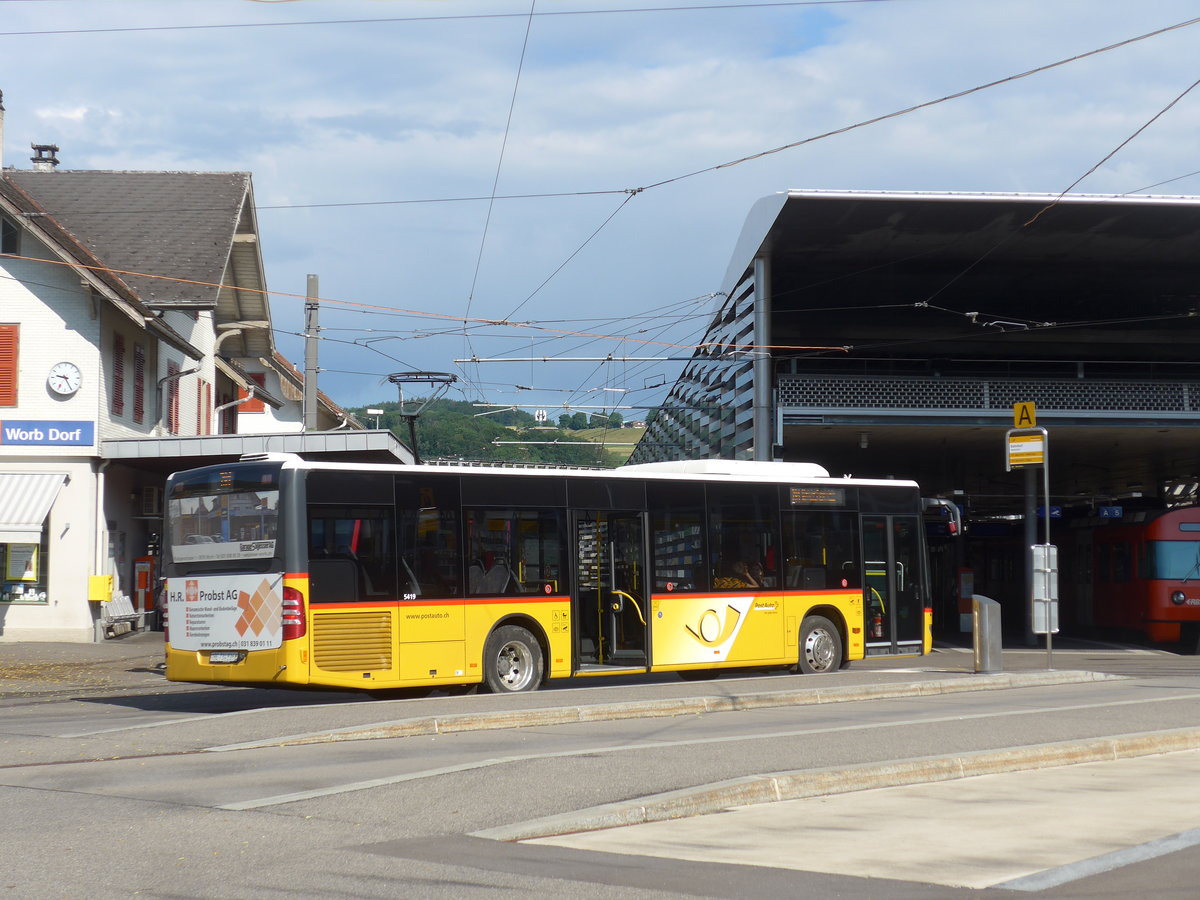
396,477,462,599
707,484,778,591
648,481,706,592
307,505,397,602
463,508,564,596
782,511,861,591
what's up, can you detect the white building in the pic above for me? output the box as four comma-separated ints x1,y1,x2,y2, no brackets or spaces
0,101,406,642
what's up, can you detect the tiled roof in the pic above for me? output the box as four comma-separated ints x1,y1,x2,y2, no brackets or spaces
4,170,249,305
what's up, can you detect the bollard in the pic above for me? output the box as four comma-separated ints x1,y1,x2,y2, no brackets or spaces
972,594,1002,673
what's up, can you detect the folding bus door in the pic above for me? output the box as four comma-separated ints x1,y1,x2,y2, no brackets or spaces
572,510,648,670
861,515,924,656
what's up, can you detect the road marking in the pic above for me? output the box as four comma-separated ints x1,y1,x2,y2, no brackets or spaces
57,700,367,738
214,691,1200,810
997,826,1200,891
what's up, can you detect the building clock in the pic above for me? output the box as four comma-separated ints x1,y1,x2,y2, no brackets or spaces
47,361,82,396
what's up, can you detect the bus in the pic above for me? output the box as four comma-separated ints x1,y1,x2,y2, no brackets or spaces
161,454,948,693
1070,506,1200,648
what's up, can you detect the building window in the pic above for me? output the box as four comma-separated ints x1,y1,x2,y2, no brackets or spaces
0,324,16,406
1,217,17,255
111,333,126,416
1,529,49,604
238,372,267,413
132,344,146,424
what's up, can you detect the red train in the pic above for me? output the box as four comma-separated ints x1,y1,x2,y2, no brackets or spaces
1070,506,1200,647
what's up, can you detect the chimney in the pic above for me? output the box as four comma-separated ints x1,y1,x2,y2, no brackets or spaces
30,143,60,171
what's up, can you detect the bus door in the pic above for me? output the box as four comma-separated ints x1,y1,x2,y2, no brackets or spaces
572,510,648,669
862,515,924,656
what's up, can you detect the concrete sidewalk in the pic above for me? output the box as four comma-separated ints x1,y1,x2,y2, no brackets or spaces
0,629,166,697
521,747,1200,891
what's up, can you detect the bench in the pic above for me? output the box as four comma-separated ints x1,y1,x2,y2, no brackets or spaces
93,592,147,641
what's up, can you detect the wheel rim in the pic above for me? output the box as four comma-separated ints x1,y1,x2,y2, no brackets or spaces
495,640,535,691
803,626,837,672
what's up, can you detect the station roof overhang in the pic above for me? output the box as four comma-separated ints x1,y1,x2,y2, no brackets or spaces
101,429,414,476
725,189,1200,361
726,190,1200,510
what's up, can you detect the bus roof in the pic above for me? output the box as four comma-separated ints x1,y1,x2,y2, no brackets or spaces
228,452,921,490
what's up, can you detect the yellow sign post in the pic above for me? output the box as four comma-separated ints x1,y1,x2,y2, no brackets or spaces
1006,432,1045,469
1004,420,1055,669
1013,401,1036,428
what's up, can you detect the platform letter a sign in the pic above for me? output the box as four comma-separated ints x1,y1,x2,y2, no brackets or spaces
1013,402,1036,428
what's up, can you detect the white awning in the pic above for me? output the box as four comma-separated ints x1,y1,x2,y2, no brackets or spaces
0,472,67,543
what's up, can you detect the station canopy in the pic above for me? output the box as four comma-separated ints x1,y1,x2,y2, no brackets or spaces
741,190,1200,512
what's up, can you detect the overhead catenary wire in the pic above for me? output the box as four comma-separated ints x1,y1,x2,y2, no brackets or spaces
5,11,1198,414
0,3,919,40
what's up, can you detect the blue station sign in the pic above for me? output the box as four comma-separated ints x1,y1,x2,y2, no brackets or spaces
0,420,96,446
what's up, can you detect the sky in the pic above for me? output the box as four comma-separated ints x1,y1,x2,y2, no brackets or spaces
3,0,1199,422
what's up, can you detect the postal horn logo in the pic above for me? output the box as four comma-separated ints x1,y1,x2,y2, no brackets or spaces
685,605,741,647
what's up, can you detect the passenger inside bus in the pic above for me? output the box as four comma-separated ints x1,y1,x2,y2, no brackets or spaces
713,559,764,589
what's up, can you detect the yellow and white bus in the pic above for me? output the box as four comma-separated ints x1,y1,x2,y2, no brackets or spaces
162,454,950,693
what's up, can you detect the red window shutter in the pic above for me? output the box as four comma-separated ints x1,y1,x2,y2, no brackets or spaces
195,379,204,434
167,361,180,434
132,344,146,424
111,333,126,416
238,372,266,413
204,382,212,435
0,324,17,406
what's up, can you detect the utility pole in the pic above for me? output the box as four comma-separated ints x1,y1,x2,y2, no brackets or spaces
303,274,319,431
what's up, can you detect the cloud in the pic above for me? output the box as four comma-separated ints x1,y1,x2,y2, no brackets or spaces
4,0,1200,408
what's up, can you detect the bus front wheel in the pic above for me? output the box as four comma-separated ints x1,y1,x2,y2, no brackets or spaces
797,616,842,674
483,625,544,693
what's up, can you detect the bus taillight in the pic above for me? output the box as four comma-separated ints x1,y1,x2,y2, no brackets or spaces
282,586,306,640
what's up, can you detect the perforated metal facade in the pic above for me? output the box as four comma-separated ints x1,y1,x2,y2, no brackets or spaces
777,377,1198,417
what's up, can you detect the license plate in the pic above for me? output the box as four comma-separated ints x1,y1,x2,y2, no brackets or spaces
209,651,241,664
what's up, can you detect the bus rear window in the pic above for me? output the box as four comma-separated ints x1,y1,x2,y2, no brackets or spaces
167,463,281,564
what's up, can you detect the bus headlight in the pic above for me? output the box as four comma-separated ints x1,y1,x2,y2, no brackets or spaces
1171,591,1187,605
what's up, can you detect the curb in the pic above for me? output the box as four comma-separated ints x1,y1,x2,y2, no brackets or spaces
473,726,1200,842
211,669,1116,752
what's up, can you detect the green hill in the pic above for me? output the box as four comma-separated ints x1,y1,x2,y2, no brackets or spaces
347,399,641,467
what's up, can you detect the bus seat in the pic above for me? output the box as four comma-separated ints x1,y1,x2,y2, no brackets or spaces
802,568,826,589
478,559,511,594
468,560,485,593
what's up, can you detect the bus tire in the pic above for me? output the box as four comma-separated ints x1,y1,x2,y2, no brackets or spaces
796,615,842,674
482,625,544,693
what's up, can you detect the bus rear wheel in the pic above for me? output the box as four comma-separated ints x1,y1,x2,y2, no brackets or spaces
796,615,842,674
483,625,544,693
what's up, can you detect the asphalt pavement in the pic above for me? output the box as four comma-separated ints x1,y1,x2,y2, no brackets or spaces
4,630,1200,895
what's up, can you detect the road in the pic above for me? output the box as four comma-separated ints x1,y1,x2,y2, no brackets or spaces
1,639,1199,898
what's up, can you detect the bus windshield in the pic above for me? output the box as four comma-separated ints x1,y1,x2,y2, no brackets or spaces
167,462,282,564
1143,540,1200,581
